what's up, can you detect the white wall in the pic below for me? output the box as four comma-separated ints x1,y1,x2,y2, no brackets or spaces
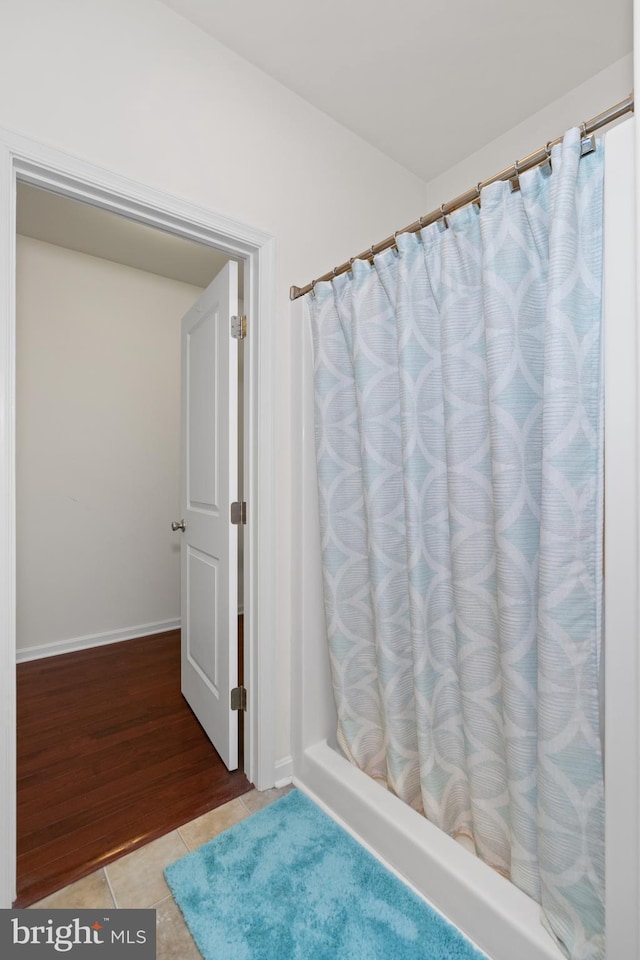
423,55,633,209
16,235,203,656
0,0,428,763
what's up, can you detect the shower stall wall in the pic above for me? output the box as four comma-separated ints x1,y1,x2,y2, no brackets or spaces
291,117,637,960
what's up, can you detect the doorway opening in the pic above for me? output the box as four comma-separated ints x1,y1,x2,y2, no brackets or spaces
0,132,278,911
14,184,253,905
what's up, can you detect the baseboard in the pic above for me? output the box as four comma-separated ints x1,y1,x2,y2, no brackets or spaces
16,618,182,662
273,755,293,788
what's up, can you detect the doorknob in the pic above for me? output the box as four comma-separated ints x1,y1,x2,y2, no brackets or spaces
171,519,186,532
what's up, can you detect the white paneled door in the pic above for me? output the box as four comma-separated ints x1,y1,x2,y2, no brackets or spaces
178,261,239,770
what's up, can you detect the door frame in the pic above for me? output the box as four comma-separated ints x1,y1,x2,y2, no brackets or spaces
0,128,278,907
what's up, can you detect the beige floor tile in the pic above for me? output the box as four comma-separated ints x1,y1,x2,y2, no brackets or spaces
26,787,295,933
154,895,202,960
178,796,250,850
29,870,115,910
240,783,295,814
105,831,188,909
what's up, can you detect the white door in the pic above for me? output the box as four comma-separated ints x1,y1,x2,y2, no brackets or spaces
177,261,239,770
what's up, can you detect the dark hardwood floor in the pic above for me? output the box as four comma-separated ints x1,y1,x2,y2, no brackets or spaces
15,625,251,907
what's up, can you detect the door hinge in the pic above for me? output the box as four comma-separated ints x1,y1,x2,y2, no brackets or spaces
230,501,247,525
231,314,247,340
231,685,247,711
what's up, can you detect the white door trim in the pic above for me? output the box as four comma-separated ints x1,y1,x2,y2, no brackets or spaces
0,127,278,907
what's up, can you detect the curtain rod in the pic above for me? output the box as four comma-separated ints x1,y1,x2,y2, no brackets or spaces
290,93,634,301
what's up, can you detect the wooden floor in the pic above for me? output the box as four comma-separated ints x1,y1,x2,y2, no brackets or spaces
15,627,251,907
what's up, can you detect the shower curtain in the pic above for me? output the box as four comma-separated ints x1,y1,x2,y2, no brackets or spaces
308,128,605,960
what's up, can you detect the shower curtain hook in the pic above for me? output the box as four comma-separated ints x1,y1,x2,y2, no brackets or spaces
510,159,521,193
474,182,482,208
439,203,448,229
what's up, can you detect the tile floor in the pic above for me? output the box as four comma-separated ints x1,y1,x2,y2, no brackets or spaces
29,784,294,959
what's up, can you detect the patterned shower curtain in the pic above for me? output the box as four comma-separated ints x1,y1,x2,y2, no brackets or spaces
308,128,605,960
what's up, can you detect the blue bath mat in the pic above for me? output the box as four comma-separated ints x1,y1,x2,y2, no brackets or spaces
164,789,487,959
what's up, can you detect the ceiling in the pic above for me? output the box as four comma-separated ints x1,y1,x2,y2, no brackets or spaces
159,0,632,182
17,183,239,289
